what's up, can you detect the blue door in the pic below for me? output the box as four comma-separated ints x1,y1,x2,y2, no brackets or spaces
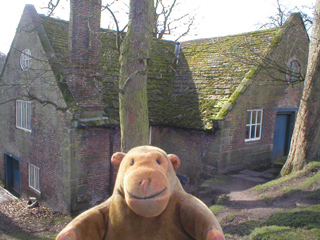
5,153,21,196
12,159,20,194
272,114,293,161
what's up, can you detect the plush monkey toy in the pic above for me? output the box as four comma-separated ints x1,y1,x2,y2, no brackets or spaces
56,146,225,240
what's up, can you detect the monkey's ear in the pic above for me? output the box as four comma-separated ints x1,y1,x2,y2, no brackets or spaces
111,152,126,166
168,154,181,171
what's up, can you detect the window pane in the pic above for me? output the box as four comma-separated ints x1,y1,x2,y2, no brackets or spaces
251,125,256,139
16,101,20,127
257,111,262,123
256,124,261,138
16,100,31,131
30,165,34,188
245,109,263,141
20,49,32,70
22,102,25,129
246,126,250,139
29,164,40,192
35,168,39,191
27,102,31,130
246,111,251,124
252,111,256,124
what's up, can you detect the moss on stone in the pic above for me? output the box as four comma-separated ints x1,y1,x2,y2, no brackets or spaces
177,28,279,122
39,13,284,129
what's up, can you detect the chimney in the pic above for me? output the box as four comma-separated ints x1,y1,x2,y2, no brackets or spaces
67,0,102,108
69,0,101,66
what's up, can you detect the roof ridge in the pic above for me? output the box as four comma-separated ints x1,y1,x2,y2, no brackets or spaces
181,28,280,44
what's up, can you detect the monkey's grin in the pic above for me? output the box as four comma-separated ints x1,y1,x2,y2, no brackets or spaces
127,187,168,200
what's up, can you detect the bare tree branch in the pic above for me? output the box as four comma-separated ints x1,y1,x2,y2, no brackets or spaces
43,0,61,17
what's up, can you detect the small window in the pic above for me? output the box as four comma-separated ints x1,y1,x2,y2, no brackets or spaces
29,163,40,193
245,109,263,142
286,57,302,82
20,49,32,71
174,43,181,64
16,100,31,131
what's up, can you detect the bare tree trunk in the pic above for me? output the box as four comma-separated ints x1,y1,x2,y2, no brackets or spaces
119,0,154,152
282,0,320,175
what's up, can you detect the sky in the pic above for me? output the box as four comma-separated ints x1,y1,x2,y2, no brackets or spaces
0,0,316,54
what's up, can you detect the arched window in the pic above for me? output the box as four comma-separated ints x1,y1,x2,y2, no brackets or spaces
20,49,32,71
286,57,301,83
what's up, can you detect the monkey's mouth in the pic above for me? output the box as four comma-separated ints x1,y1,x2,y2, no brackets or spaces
126,187,168,200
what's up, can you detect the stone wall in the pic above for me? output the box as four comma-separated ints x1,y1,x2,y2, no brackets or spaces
151,126,217,194
213,17,308,173
0,7,73,213
69,126,121,213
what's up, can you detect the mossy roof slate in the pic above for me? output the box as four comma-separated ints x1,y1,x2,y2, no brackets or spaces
39,15,177,126
38,13,282,130
174,28,280,123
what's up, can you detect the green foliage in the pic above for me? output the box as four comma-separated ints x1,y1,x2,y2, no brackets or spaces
266,205,320,229
0,231,57,240
227,219,261,237
255,160,320,194
250,226,320,240
306,189,320,201
209,204,225,214
254,172,296,192
225,159,320,239
225,206,320,239
216,194,229,204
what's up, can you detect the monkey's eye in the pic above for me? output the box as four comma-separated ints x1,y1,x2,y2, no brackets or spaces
156,159,161,165
130,159,134,166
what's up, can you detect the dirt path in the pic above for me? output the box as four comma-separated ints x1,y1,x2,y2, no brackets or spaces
202,167,320,239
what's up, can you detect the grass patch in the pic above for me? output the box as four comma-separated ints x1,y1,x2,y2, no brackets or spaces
224,159,320,240
250,226,320,240
220,212,238,225
216,194,229,204
0,231,57,240
227,206,320,239
226,219,261,237
209,204,225,214
266,205,320,229
306,189,320,201
200,175,230,189
254,161,320,197
254,171,300,192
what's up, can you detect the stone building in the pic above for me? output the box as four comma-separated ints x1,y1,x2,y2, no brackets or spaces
0,3,309,213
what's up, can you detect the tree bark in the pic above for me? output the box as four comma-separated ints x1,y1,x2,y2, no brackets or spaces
119,0,154,152
282,0,320,175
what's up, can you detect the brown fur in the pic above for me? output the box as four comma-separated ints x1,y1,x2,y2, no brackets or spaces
56,146,225,240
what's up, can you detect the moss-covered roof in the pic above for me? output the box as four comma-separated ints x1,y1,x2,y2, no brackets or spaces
37,10,287,130
39,14,177,126
174,28,279,124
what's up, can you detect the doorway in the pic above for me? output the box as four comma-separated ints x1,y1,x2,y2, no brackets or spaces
4,152,21,196
272,111,295,162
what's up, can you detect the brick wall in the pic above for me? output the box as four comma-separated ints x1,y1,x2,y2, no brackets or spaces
214,21,308,173
151,126,217,195
69,0,101,66
69,126,121,213
67,0,103,108
0,8,74,213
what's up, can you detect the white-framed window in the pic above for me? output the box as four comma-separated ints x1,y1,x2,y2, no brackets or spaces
16,100,31,132
29,163,40,193
245,109,263,142
20,49,32,71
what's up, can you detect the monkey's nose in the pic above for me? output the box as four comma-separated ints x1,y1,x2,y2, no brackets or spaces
139,179,152,185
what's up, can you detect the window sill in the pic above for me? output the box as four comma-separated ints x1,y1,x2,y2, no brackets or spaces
245,138,261,142
29,186,41,195
16,127,32,133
